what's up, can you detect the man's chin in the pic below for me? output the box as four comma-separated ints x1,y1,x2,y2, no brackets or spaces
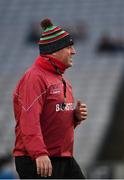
67,63,73,68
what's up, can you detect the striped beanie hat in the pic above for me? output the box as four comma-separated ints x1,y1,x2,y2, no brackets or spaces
38,18,73,54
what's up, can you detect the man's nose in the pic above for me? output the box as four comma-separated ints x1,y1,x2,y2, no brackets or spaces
71,46,76,54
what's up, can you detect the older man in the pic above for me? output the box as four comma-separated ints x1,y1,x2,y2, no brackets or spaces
13,18,87,179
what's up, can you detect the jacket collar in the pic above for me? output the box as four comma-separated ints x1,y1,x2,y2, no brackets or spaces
34,55,67,74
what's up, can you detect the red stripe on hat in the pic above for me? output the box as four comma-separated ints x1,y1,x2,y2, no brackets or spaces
39,32,69,44
42,29,62,37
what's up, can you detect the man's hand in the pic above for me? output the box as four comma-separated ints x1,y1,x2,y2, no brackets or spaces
74,100,88,122
36,155,52,177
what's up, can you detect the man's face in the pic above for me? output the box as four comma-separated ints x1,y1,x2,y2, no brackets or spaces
53,46,76,68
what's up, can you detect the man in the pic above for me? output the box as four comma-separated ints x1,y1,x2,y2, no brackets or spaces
13,18,88,179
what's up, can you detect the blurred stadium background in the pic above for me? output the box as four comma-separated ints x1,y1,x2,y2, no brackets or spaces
0,0,124,178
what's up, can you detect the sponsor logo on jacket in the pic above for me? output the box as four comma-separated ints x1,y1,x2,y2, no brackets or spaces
50,85,61,94
56,103,74,112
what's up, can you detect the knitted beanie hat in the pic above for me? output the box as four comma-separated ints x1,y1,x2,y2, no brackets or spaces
38,18,73,54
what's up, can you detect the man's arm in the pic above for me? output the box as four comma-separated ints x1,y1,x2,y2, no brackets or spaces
16,73,53,177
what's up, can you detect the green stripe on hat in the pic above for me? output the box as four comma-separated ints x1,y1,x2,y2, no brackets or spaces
40,30,66,40
44,25,57,32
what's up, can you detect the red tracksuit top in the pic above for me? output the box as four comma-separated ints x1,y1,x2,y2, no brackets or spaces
13,55,79,160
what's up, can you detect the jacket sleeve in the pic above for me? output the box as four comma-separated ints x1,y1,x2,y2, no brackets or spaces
18,72,49,159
